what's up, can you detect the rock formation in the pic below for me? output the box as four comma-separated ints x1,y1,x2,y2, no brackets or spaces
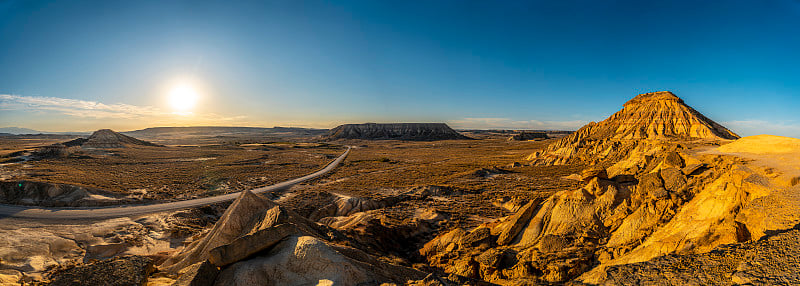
64,129,161,148
528,91,739,165
160,190,429,285
508,131,549,141
419,92,800,284
0,181,131,207
325,123,470,141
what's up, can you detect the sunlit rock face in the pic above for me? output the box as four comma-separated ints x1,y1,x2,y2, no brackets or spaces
529,91,739,165
418,92,800,284
613,91,738,140
325,123,470,141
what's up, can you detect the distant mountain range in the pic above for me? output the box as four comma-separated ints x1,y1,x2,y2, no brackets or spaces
0,126,328,137
0,127,90,135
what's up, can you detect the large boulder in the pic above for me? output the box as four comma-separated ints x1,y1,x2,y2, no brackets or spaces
159,191,329,273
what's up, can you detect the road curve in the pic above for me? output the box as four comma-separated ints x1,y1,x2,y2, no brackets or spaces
0,147,350,220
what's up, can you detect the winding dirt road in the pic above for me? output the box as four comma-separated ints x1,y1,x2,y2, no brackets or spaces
0,147,350,219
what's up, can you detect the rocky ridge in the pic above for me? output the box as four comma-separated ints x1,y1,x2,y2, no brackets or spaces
325,123,470,141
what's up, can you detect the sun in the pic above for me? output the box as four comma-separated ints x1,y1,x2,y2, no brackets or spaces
168,84,199,114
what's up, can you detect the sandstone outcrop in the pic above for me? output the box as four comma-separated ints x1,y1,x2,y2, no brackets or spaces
423,142,780,284
528,91,739,165
325,123,470,141
420,93,800,284
161,190,429,285
0,180,131,207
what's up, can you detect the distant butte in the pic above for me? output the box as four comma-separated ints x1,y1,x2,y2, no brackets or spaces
65,129,162,148
324,123,471,141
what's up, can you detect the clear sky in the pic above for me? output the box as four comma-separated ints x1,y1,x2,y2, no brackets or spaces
1,0,799,136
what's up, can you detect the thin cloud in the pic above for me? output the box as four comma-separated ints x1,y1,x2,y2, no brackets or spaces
0,94,248,124
447,117,586,130
723,120,800,139
0,94,160,119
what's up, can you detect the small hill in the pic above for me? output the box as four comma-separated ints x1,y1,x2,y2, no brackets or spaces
325,123,470,141
530,91,739,165
65,129,161,148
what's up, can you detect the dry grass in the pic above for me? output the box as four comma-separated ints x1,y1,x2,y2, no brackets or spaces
1,136,583,229
1,142,343,200
301,138,584,228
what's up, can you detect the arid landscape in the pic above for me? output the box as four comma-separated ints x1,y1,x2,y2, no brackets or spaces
1,91,799,285
2,1,799,285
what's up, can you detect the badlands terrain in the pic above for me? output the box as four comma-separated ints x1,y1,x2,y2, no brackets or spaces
0,91,799,285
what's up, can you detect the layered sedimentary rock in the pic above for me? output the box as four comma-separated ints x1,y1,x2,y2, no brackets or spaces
0,181,130,207
422,138,798,284
529,91,739,165
508,131,549,141
325,123,470,141
64,129,161,148
161,191,429,285
421,93,800,284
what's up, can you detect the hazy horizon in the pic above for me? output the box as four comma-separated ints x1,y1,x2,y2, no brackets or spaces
2,1,799,137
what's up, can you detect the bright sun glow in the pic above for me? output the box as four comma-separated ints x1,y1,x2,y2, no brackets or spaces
168,84,199,114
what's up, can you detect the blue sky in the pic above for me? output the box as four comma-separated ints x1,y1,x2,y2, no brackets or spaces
1,0,799,136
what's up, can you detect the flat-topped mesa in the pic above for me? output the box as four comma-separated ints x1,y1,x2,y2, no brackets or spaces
530,91,739,165
324,123,470,141
508,131,549,141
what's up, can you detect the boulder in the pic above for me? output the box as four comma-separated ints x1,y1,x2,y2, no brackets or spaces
160,191,327,273
172,261,219,286
208,224,299,267
496,199,540,245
